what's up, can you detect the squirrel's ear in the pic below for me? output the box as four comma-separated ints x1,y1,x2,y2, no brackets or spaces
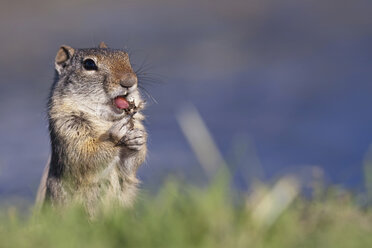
99,42,108,48
55,45,75,74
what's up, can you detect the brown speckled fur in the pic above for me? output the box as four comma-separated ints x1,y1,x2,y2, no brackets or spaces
37,43,147,215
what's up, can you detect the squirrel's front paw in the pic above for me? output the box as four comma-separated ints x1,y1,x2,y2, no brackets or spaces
109,116,131,144
119,129,147,150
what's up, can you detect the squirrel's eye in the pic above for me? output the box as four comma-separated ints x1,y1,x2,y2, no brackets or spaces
83,59,98,71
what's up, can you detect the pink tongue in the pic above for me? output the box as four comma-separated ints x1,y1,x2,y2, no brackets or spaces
114,96,130,109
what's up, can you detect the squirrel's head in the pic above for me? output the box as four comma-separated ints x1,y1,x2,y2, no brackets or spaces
53,42,143,120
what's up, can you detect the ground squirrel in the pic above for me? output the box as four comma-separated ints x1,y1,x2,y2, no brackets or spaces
36,42,147,214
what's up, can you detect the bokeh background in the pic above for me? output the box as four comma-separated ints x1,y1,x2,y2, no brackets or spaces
0,0,371,207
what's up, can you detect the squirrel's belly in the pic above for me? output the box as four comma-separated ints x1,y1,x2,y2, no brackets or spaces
73,156,136,209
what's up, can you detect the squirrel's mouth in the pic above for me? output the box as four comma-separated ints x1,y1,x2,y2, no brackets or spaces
113,96,130,110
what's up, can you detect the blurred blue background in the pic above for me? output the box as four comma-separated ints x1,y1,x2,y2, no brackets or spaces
0,0,371,206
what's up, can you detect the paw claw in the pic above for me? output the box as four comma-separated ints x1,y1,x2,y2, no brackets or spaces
121,129,147,150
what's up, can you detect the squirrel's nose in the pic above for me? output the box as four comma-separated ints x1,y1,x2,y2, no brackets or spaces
119,73,137,88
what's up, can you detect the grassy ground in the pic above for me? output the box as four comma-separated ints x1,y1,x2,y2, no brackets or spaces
0,178,371,248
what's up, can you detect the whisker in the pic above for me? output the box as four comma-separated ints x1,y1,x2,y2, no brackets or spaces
137,73,165,80
136,71,164,77
138,79,164,86
133,55,151,74
129,52,164,105
138,85,158,104
137,74,165,84
135,64,158,74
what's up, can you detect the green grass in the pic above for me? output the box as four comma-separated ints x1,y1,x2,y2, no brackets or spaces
0,178,371,248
